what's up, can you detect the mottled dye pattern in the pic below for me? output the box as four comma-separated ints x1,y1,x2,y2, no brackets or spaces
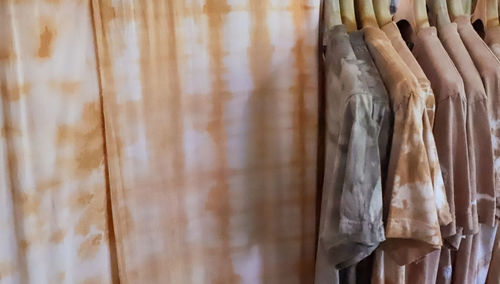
453,224,498,284
456,15,500,223
339,31,391,252
315,25,389,284
0,0,114,283
91,0,319,283
440,22,496,236
382,21,436,126
381,22,453,231
412,26,473,244
363,26,451,268
485,25,500,221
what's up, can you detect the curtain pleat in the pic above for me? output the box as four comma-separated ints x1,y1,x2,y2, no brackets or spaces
0,0,115,283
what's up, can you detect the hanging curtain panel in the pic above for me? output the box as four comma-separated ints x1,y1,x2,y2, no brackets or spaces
0,0,115,283
91,0,320,283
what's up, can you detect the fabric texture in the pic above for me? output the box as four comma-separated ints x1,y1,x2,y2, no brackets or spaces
380,21,452,284
372,250,405,284
2,0,321,282
380,26,445,229
404,249,441,284
411,26,470,246
439,22,495,234
487,221,500,283
363,25,451,268
315,25,389,284
382,21,436,126
0,1,115,283
453,224,498,284
409,24,478,283
436,248,453,284
485,25,500,60
456,15,500,222
338,30,390,256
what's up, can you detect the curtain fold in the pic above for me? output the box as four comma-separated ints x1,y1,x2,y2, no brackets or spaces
1,0,320,283
0,0,115,283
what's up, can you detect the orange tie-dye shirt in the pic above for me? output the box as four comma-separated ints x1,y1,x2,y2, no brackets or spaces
363,26,452,266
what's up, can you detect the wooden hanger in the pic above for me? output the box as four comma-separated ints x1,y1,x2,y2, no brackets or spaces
373,0,393,27
498,0,500,24
324,0,343,30
340,0,357,31
393,0,429,31
486,0,499,27
448,0,466,20
355,0,379,27
498,0,500,22
464,0,474,15
427,0,451,30
414,0,430,29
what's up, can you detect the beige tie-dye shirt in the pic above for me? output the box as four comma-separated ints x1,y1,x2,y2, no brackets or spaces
485,25,500,61
456,15,500,222
372,21,450,284
439,21,495,236
363,26,452,267
405,23,493,284
380,25,449,233
486,24,500,283
452,223,499,284
411,25,473,247
315,25,390,284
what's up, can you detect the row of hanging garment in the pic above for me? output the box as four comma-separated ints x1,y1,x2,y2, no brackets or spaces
316,0,500,283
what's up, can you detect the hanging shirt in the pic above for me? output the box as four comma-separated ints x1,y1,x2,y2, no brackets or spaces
456,15,500,223
485,25,500,60
379,21,452,284
439,21,495,235
452,15,500,284
423,21,497,284
382,21,436,126
370,25,451,230
452,223,498,284
372,247,443,284
372,22,471,284
314,25,390,284
487,220,500,284
363,25,451,268
410,26,471,248
485,25,500,221
338,30,391,251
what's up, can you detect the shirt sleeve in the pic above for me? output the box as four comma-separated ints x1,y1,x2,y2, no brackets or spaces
382,92,450,266
320,94,388,269
432,96,475,246
338,95,388,248
422,106,453,228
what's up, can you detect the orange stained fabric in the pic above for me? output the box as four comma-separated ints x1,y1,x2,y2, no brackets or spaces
363,26,451,267
0,0,116,283
91,0,320,283
0,0,320,283
456,15,500,222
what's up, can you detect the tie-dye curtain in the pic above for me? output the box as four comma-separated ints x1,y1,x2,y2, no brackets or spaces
0,1,115,283
1,0,320,283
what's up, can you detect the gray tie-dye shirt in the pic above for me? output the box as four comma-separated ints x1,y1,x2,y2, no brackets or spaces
315,25,390,284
